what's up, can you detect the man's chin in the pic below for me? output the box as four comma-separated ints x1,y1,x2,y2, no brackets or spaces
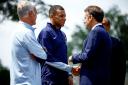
61,25,64,27
32,22,36,25
61,23,65,27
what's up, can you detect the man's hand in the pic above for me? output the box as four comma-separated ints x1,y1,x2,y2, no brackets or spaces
68,56,73,63
30,54,45,64
31,54,36,60
71,66,80,76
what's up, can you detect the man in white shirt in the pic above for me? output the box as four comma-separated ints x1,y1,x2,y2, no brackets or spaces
10,1,47,85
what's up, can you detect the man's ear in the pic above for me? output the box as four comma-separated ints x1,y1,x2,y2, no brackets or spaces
89,15,93,21
49,15,54,19
28,10,33,17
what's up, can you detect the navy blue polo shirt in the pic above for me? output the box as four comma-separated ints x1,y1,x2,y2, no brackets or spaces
38,23,69,85
38,23,67,64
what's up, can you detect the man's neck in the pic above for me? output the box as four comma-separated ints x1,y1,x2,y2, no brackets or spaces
50,22,61,30
20,18,33,26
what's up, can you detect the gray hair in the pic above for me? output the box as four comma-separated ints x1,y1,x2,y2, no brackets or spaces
17,0,35,18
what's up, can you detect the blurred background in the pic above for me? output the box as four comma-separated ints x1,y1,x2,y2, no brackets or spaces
0,0,128,85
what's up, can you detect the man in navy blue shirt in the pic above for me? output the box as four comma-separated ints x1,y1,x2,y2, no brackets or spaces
38,5,73,85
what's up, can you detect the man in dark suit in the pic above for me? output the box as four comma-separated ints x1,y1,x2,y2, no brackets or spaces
70,5,112,85
102,17,126,85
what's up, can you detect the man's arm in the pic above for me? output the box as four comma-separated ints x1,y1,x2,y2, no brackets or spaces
31,54,45,64
46,61,80,76
37,30,80,75
23,31,47,60
72,30,99,64
46,62,72,72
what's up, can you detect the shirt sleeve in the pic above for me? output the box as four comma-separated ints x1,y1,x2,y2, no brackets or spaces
73,30,100,63
38,30,72,73
23,31,47,60
46,61,72,74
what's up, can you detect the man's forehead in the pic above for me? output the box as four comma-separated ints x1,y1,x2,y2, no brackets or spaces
55,9,65,15
56,9,65,13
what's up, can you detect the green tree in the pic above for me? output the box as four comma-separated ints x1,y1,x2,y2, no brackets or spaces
0,0,50,22
105,5,128,60
67,25,88,56
0,60,10,85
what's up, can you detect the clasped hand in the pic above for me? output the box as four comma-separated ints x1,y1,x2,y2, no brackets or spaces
68,56,80,76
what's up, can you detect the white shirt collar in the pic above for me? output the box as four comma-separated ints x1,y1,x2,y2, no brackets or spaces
91,23,102,30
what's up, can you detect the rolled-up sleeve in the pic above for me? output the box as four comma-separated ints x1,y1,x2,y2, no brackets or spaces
23,31,47,60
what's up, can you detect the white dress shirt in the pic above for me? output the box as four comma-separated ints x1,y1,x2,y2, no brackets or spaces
10,21,47,85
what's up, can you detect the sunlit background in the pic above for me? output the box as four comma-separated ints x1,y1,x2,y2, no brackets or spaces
0,0,128,85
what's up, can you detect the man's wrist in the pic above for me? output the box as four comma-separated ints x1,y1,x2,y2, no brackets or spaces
68,73,73,78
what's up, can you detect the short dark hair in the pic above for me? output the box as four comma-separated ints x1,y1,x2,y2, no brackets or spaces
84,5,104,22
49,5,64,17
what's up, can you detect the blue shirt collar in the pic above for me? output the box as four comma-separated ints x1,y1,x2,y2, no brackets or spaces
47,22,61,31
19,21,35,32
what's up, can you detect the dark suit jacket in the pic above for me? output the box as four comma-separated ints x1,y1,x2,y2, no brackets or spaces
110,37,126,85
72,25,112,85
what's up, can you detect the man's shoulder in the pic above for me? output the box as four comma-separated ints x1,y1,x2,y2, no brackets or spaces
39,26,55,38
90,26,103,34
111,37,120,43
41,24,53,32
61,31,66,36
93,25,108,36
14,24,27,35
111,36,123,46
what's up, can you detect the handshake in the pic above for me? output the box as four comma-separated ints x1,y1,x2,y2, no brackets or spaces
71,65,80,76
44,55,81,76
69,56,81,76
